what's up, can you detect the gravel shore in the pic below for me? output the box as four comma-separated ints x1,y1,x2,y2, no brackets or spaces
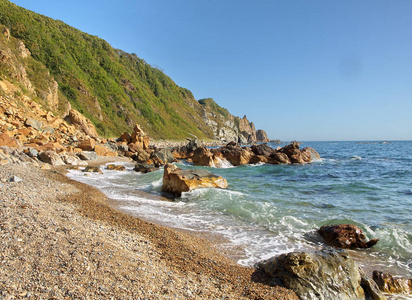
0,161,297,299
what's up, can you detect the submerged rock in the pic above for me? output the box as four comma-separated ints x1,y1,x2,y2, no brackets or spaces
257,248,386,300
318,224,379,249
161,163,228,196
134,163,158,173
82,166,102,174
106,164,126,171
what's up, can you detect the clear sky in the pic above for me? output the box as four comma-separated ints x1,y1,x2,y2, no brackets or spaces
10,0,412,141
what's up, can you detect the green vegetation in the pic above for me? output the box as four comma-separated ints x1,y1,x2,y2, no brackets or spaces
0,0,216,139
198,98,230,118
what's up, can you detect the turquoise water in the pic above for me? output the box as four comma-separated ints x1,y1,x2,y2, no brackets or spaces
68,141,412,277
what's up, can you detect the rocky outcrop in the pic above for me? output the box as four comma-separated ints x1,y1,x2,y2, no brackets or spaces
318,224,379,249
198,98,270,144
161,163,228,196
373,271,412,295
134,163,158,173
257,248,386,300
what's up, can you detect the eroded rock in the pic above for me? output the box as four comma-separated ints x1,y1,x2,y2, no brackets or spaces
161,163,228,196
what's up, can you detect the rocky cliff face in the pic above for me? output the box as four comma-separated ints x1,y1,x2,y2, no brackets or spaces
199,98,270,144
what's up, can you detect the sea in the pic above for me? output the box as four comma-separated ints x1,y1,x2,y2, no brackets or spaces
67,141,412,279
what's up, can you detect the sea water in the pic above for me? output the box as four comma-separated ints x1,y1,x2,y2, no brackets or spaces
67,141,412,277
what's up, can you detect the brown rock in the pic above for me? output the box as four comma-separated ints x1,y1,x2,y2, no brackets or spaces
78,138,96,151
119,132,131,144
256,129,270,143
68,109,98,138
192,147,215,167
269,152,291,164
162,163,228,196
215,143,253,166
94,145,118,157
301,147,321,162
38,151,65,166
372,271,412,295
106,164,126,171
318,224,379,249
0,132,20,148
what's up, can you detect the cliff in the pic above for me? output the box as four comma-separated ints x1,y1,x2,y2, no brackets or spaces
199,98,269,143
0,0,269,143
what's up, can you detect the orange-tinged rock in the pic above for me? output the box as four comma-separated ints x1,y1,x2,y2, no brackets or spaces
78,138,95,151
0,132,19,148
161,163,228,196
94,144,117,157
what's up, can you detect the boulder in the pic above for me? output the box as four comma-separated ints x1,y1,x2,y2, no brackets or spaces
67,109,98,138
318,224,379,249
134,163,158,173
7,175,23,183
192,147,215,167
119,132,132,144
38,151,65,166
131,150,151,163
301,147,321,162
60,153,86,166
215,143,253,166
94,144,118,157
372,271,412,295
269,152,291,164
151,148,174,166
77,138,95,151
0,133,20,148
77,151,98,161
251,143,275,157
25,118,42,131
161,163,228,196
257,248,386,300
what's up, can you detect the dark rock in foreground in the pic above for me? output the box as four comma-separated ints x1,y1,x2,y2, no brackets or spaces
257,248,386,300
134,163,158,173
319,224,379,249
161,163,228,196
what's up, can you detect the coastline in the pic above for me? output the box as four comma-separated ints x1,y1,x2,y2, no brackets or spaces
0,161,298,299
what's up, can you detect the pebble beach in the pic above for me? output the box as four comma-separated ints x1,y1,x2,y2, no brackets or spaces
0,160,298,299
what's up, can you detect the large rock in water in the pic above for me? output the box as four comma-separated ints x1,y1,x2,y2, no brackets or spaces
257,248,386,300
161,163,228,196
318,224,379,249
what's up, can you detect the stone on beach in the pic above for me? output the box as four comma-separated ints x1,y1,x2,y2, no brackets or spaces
38,151,65,166
161,163,228,196
257,248,386,300
318,224,379,249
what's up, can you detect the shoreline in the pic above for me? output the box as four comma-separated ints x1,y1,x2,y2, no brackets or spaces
0,161,298,299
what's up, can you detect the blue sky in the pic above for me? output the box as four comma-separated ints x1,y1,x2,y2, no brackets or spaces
10,0,412,141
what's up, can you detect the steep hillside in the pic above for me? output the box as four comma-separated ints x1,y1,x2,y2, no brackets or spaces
0,0,269,142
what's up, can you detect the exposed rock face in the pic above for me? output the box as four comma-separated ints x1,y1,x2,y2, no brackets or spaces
77,138,95,151
94,144,117,157
318,224,379,249
257,248,386,300
0,132,20,148
162,163,228,196
239,115,256,142
373,271,412,295
256,129,270,143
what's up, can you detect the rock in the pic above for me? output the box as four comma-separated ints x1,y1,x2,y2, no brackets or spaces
257,248,386,300
161,163,228,196
372,271,412,295
77,138,95,151
8,175,23,183
60,153,86,166
151,148,174,166
25,148,38,158
0,132,20,148
25,118,42,131
77,151,98,161
106,164,126,171
301,147,321,162
82,166,103,174
119,132,131,144
269,152,291,164
67,109,98,138
38,151,65,166
134,163,158,173
251,143,275,157
131,150,151,163
215,143,253,166
318,224,379,249
117,143,128,152
256,129,270,143
192,147,215,167
94,144,117,157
